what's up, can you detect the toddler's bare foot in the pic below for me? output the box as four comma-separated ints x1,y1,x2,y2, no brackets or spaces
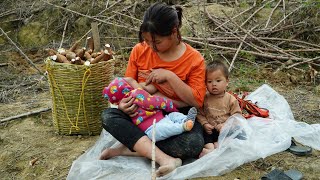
156,158,182,177
214,142,219,149
199,147,214,158
183,120,194,131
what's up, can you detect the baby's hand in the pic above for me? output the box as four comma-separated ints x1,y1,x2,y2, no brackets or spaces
203,123,214,134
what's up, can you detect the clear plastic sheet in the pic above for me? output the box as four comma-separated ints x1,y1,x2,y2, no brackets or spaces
67,84,320,180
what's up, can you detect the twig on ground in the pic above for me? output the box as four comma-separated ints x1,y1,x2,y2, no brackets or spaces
286,57,320,69
229,32,249,72
42,0,138,32
0,107,51,124
270,5,304,30
213,5,255,31
240,0,273,28
264,0,282,28
0,63,9,67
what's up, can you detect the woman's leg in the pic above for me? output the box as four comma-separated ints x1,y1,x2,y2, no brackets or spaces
156,121,204,159
100,108,182,176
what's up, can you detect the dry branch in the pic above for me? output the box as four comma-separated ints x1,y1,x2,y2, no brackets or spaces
43,0,139,32
0,107,51,123
59,19,69,49
240,0,273,28
265,0,282,28
213,5,255,31
0,27,46,78
270,5,304,30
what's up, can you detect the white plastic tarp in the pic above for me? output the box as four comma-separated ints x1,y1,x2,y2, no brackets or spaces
67,84,320,180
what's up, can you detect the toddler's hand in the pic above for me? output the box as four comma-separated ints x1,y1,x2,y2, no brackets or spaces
203,123,214,134
216,123,224,132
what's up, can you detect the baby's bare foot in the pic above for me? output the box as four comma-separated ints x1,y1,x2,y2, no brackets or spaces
156,158,182,177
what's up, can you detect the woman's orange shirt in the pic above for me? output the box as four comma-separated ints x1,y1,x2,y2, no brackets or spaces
125,42,206,107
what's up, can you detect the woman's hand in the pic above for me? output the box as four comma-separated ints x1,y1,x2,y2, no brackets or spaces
203,123,215,134
145,69,173,85
118,95,138,117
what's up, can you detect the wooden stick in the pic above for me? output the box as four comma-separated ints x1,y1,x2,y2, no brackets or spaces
222,10,298,58
183,37,311,62
151,119,156,180
265,0,281,28
43,0,138,32
1,107,51,123
213,5,255,31
240,0,273,28
286,56,320,69
186,36,320,49
91,22,101,52
282,0,286,24
229,33,249,72
205,8,263,53
0,63,9,67
59,19,69,49
0,27,46,79
270,5,303,30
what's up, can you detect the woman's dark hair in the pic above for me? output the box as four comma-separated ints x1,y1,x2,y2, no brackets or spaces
138,2,183,47
206,60,229,79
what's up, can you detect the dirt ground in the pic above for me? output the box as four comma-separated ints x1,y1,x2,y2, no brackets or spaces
0,57,320,180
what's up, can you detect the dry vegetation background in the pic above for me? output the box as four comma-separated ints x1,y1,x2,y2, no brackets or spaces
0,0,320,179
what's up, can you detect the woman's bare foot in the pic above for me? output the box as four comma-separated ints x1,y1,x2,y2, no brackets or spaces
156,158,182,177
99,148,123,160
99,145,139,160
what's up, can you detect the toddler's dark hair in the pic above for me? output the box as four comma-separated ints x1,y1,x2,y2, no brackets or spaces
206,60,229,79
138,2,183,49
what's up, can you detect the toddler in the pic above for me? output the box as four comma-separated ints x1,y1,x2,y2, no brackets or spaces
197,61,242,157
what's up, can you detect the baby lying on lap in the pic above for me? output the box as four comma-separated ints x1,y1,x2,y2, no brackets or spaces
103,77,197,142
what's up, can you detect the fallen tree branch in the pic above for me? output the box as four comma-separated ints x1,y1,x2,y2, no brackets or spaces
286,56,320,69
240,0,273,28
223,10,299,58
213,5,255,31
0,63,9,67
43,0,138,32
265,0,282,28
0,27,47,79
270,5,304,30
0,107,51,123
183,37,311,62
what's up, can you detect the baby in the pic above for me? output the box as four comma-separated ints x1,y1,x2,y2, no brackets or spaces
103,77,197,142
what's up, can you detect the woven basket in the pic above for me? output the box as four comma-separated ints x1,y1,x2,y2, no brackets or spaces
45,59,114,135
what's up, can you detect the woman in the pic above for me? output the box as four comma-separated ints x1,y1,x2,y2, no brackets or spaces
100,2,206,177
